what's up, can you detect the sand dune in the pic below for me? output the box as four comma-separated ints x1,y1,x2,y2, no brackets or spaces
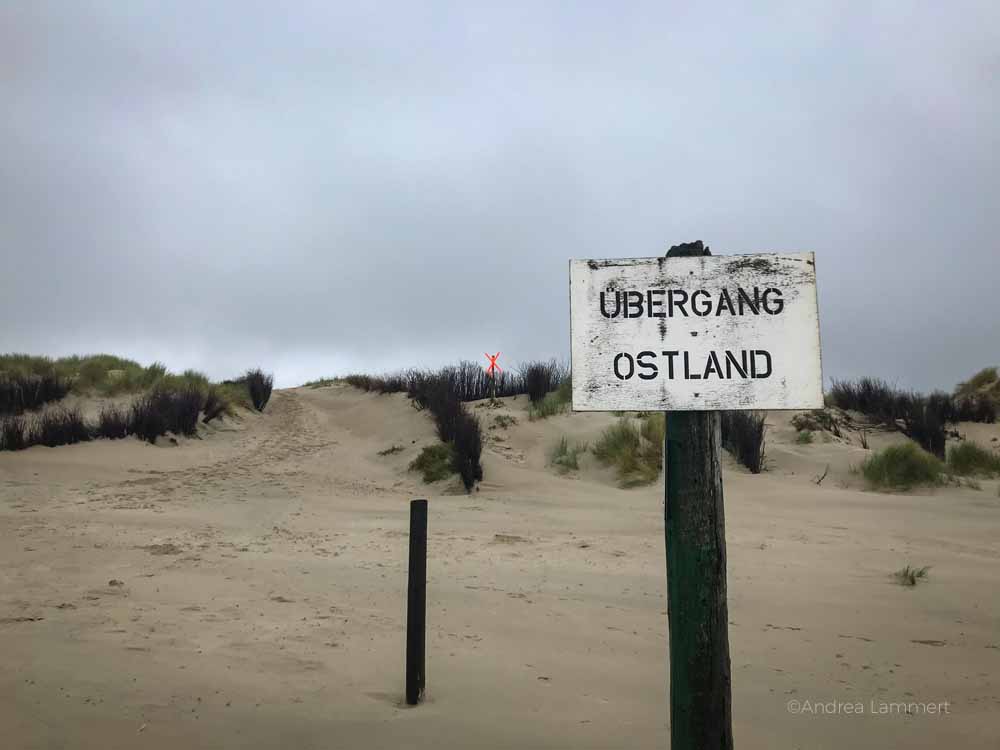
1,382,998,748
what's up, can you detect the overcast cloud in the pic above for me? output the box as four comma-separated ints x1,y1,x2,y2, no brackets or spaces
2,2,998,390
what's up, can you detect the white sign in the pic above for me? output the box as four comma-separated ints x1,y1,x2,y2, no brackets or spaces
570,253,823,411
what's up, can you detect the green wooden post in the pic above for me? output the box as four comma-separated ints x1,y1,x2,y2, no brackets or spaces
663,241,733,749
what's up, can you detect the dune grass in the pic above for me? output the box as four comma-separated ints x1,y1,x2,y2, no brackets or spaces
529,377,572,420
0,353,274,451
408,443,455,483
549,436,587,473
956,367,997,398
893,565,930,587
859,443,945,490
593,414,663,487
946,441,1000,476
303,377,338,389
795,430,814,445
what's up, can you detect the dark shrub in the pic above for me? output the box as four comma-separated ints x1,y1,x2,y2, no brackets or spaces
953,393,997,423
129,394,166,443
721,411,767,473
902,397,946,459
522,361,561,404
35,408,91,447
829,376,996,428
168,388,203,436
246,369,274,411
129,387,204,443
405,371,484,492
452,412,483,491
344,374,375,391
95,404,130,439
828,377,916,423
202,387,228,423
0,416,31,451
0,373,71,415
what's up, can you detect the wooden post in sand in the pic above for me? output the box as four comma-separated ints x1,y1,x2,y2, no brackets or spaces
662,242,733,749
569,240,823,749
406,499,428,705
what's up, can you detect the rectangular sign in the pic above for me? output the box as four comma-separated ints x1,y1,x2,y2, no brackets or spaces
570,252,823,411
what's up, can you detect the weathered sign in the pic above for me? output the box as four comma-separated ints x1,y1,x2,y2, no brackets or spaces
570,252,823,411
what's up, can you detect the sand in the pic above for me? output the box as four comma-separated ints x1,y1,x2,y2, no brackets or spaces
1,383,998,748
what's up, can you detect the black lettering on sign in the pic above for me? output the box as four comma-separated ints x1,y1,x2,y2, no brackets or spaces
751,350,772,378
662,350,679,379
600,289,621,318
597,286,785,318
715,288,736,316
691,289,712,316
668,289,689,317
725,350,748,378
762,288,784,315
702,351,723,379
683,351,700,379
647,289,665,318
636,351,658,380
737,287,760,315
624,291,644,318
613,352,635,380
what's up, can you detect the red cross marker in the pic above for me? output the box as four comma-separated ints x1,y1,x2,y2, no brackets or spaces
484,352,501,377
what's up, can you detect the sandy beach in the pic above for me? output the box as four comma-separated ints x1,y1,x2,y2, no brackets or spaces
2,382,998,749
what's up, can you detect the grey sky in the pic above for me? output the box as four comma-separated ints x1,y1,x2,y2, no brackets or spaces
2,2,998,390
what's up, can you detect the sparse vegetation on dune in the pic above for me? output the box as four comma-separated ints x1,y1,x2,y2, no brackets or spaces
549,436,587,473
859,443,945,490
828,377,915,423
407,373,483,491
955,367,998,398
893,565,931,587
593,415,663,487
721,411,767,473
0,372,71,415
201,387,230,423
245,369,274,412
0,354,275,451
451,412,484,490
129,388,204,443
95,404,130,440
529,377,572,420
303,377,338,389
828,375,997,459
329,359,569,404
947,441,1000,476
34,408,91,447
521,360,568,404
0,415,31,451
409,443,455,483
341,360,567,492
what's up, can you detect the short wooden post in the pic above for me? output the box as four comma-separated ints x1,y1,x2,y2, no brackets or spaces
663,241,733,749
406,499,428,705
